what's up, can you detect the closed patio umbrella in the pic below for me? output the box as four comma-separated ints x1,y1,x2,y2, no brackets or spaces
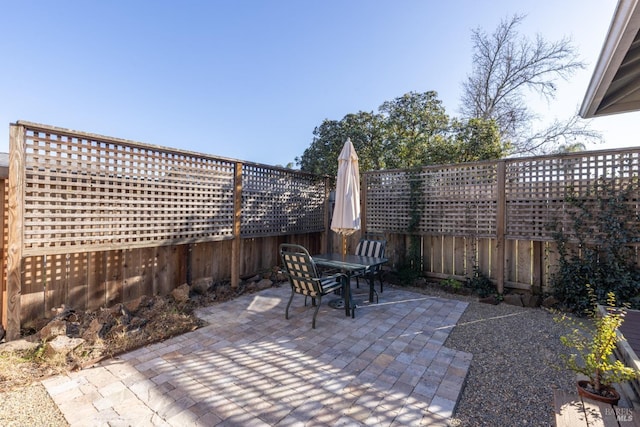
331,138,360,256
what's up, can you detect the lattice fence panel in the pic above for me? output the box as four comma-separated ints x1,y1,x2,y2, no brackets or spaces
21,126,236,256
365,163,497,236
241,164,325,236
364,170,413,233
505,157,568,240
505,150,640,241
421,163,497,236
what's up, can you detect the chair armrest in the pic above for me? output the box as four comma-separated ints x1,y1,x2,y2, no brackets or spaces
322,272,347,282
317,273,346,293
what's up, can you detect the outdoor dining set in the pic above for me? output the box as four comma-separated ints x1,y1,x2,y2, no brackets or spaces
279,236,388,329
277,138,389,328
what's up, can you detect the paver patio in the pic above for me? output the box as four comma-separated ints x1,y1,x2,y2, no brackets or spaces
42,283,472,426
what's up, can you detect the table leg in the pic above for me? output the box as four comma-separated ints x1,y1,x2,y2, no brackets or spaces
344,273,354,317
368,274,375,303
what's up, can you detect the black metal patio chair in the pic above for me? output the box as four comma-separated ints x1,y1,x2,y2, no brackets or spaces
279,244,346,329
353,235,387,296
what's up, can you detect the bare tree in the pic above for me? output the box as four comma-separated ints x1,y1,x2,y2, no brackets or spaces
460,14,601,155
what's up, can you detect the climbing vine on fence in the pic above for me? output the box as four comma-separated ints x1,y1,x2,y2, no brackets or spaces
550,176,640,312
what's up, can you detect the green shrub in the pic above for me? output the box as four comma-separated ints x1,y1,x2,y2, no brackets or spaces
550,177,640,312
442,277,463,290
556,285,638,394
396,265,421,286
467,267,494,297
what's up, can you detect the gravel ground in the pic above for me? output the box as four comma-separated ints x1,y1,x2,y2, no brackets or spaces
0,383,68,426
0,285,577,427
427,289,577,426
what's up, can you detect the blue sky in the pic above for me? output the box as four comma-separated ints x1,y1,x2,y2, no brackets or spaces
1,0,637,167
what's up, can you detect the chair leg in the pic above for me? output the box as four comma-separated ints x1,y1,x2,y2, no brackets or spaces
379,274,384,293
286,290,295,320
312,295,321,329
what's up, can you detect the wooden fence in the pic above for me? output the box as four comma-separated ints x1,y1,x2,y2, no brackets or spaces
3,121,640,341
2,121,328,340
363,148,640,294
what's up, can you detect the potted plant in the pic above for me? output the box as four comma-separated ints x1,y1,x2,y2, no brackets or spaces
556,285,639,404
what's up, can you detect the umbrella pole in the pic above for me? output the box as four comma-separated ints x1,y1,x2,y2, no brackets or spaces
342,234,346,260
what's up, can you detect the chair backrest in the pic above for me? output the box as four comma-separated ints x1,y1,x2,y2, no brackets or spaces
355,238,386,259
279,244,321,297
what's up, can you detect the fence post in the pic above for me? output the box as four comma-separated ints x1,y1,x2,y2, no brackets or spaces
6,124,25,340
496,160,506,295
231,162,243,288
360,173,367,234
0,173,5,329
323,176,330,254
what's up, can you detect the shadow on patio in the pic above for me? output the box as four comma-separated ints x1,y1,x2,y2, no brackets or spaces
43,283,472,426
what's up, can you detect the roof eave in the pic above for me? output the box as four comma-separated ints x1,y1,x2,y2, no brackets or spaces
580,0,640,118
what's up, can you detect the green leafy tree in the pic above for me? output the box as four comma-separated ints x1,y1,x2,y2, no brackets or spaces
296,111,385,178
436,117,504,164
297,119,345,177
297,91,509,175
379,91,450,168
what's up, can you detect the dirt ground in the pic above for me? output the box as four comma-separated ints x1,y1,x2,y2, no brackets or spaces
0,277,275,393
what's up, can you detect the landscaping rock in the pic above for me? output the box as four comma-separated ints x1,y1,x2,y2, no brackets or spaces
109,304,132,326
522,294,541,308
127,316,147,332
414,277,428,287
171,283,191,303
256,278,273,290
45,335,84,358
192,277,212,295
82,318,109,341
503,294,524,307
66,322,81,337
125,295,153,313
479,295,500,305
38,320,68,341
0,338,39,353
542,295,559,308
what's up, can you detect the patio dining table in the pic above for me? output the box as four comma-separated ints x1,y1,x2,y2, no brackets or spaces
313,253,388,318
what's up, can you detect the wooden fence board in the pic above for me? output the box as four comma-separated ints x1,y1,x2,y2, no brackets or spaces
423,235,434,273
505,240,515,284
532,241,543,294
67,252,88,311
0,179,6,326
123,248,154,302
87,251,107,311
105,250,123,306
516,240,532,286
48,254,67,312
453,236,466,276
191,241,214,280
432,236,443,274
22,256,44,322
215,240,233,282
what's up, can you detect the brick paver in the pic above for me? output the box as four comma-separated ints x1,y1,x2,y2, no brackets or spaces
42,284,472,426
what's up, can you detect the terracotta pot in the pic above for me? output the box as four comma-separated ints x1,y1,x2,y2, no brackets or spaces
577,380,620,405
